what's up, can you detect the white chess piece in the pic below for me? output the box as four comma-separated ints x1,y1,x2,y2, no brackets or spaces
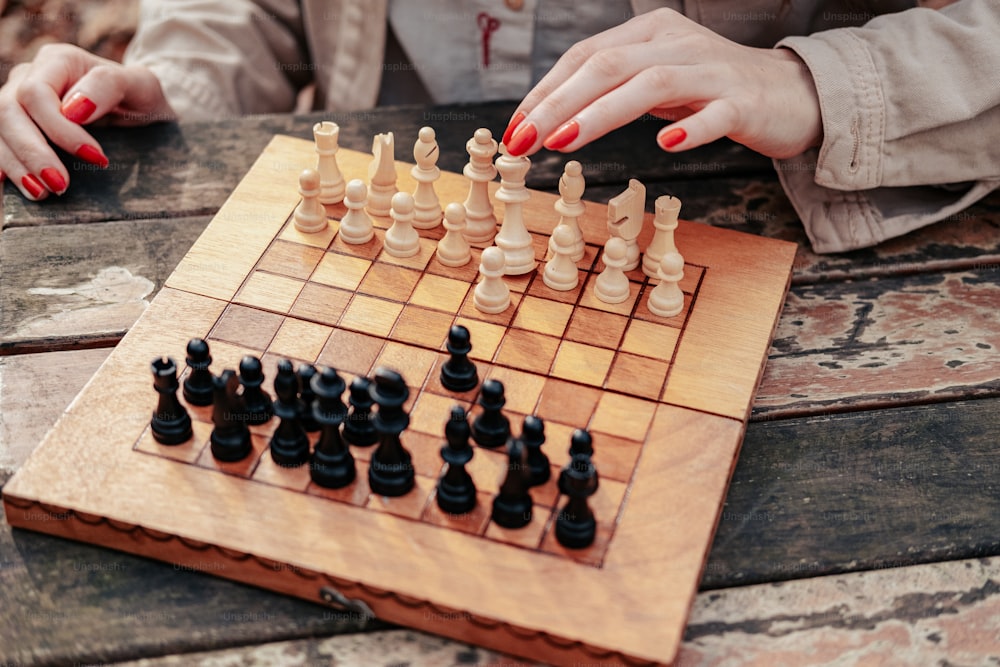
647,251,685,317
383,191,420,258
436,202,472,267
462,128,498,247
293,169,328,233
607,179,646,271
474,246,510,314
543,225,579,291
411,126,443,229
594,237,630,304
313,121,345,204
366,132,397,218
549,160,585,262
338,179,375,244
643,195,681,279
493,145,536,276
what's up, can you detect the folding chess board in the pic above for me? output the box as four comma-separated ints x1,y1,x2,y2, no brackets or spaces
3,134,796,666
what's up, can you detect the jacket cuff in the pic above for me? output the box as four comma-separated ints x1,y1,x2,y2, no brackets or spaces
145,62,234,122
777,34,885,191
775,151,1000,253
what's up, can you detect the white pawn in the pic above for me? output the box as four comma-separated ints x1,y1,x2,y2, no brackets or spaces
543,225,579,291
474,246,510,314
383,191,420,258
314,121,345,204
647,252,685,318
367,132,397,218
462,128,499,247
436,202,472,267
411,126,443,229
643,195,681,279
594,237,630,304
338,179,375,244
549,160,586,262
293,168,328,234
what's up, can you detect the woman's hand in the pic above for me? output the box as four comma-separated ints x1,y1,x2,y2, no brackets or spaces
502,8,822,160
0,43,174,200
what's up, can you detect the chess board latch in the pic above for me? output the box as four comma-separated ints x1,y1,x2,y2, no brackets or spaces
319,585,376,623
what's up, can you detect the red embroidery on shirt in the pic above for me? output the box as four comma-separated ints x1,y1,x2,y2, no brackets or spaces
477,12,501,68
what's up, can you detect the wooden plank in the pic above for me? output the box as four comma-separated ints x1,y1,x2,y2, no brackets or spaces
109,555,1000,667
754,267,1000,418
0,216,210,352
0,348,112,484
702,397,1000,589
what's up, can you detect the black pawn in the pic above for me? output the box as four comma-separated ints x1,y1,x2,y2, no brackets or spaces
555,452,599,549
440,325,478,392
150,356,192,445
182,338,213,406
296,364,320,432
309,366,356,488
269,360,311,467
436,405,477,514
368,367,415,497
472,379,510,448
491,437,533,529
238,356,273,426
521,415,550,487
559,429,597,495
342,376,378,447
210,369,252,462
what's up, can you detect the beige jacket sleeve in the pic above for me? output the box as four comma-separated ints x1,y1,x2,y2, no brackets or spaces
123,0,310,120
775,0,1000,253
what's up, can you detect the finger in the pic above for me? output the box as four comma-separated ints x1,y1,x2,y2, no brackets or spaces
9,51,110,168
0,138,49,201
508,43,675,156
502,12,664,144
536,65,711,153
63,64,174,127
656,99,740,152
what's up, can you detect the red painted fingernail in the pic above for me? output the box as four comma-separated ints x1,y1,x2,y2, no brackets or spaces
502,111,526,146
543,120,580,151
658,127,687,150
40,167,67,193
75,144,109,168
21,174,46,199
61,92,97,124
506,122,537,156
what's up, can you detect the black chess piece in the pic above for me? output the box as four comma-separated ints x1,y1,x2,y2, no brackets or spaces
150,356,192,445
436,405,477,514
238,355,273,426
342,376,377,447
521,415,550,487
269,359,311,467
559,429,597,495
367,367,415,497
210,369,252,462
491,437,533,529
296,363,320,432
471,379,510,448
440,324,478,392
309,366,356,488
555,452,599,549
182,338,213,406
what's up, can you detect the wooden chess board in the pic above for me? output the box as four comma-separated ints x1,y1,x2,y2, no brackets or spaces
3,133,796,666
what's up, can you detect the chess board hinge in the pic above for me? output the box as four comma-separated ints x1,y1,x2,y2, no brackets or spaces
318,585,376,623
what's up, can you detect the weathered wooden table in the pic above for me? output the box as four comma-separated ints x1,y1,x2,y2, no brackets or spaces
1,102,998,666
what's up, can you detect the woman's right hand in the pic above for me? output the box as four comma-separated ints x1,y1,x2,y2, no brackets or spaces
0,43,175,200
